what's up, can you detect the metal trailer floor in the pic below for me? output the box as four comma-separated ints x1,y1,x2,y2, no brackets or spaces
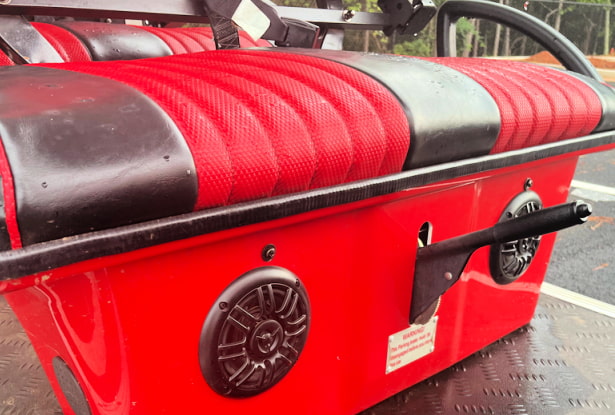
1,285,614,415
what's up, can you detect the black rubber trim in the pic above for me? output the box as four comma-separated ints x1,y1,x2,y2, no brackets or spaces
266,49,501,169
0,131,613,281
0,65,198,246
54,21,173,61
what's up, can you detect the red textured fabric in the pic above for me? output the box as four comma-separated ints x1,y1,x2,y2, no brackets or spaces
0,53,14,66
138,26,216,54
424,58,602,153
41,50,409,210
175,27,271,49
32,22,92,62
237,30,273,48
139,26,270,54
0,137,21,248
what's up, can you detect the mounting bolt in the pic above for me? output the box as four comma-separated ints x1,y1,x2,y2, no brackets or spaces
261,244,276,262
219,302,228,311
524,178,533,191
342,9,356,21
444,272,453,281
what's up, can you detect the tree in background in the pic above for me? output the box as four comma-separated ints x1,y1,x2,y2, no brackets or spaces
278,0,441,55
276,0,614,57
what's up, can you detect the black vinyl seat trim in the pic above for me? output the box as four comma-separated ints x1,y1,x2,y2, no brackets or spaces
55,21,173,61
0,66,198,246
268,49,501,169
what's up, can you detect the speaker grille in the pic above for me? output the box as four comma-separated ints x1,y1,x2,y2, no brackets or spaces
490,191,543,284
200,267,310,397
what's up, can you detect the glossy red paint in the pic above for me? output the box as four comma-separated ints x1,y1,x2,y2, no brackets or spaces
5,155,579,414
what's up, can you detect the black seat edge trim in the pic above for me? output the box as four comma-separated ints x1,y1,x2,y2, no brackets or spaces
0,65,198,246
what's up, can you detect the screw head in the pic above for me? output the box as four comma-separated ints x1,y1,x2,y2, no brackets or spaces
261,244,276,262
444,272,453,281
524,178,533,191
343,9,356,21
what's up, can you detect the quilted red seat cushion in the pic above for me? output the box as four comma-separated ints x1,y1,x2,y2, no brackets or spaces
41,50,411,210
0,49,610,248
139,26,271,53
32,22,92,62
425,57,603,153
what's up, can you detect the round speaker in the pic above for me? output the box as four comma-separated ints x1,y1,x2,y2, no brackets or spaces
199,267,310,397
490,190,543,284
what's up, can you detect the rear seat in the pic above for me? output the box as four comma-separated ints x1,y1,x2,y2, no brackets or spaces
1,21,270,64
0,45,614,249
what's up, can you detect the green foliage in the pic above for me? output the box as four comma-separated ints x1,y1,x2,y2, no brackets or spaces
276,0,438,56
393,37,433,57
274,0,614,57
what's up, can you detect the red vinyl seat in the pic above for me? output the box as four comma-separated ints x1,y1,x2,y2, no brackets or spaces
0,48,611,247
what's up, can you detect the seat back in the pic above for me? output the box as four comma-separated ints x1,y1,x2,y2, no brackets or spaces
0,21,271,65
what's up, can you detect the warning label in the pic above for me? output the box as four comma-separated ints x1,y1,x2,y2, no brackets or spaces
386,316,438,374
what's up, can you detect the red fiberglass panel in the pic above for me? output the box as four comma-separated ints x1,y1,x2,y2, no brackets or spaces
4,155,579,415
43,50,410,210
426,57,602,153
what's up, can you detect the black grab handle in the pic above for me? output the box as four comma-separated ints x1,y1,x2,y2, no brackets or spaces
410,200,592,323
436,0,602,81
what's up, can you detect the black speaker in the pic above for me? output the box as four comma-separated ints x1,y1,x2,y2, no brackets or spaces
490,190,543,284
199,267,310,397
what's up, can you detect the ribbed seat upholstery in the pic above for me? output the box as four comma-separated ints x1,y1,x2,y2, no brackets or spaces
424,57,603,153
139,26,271,53
0,48,613,247
37,50,411,211
31,22,92,62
